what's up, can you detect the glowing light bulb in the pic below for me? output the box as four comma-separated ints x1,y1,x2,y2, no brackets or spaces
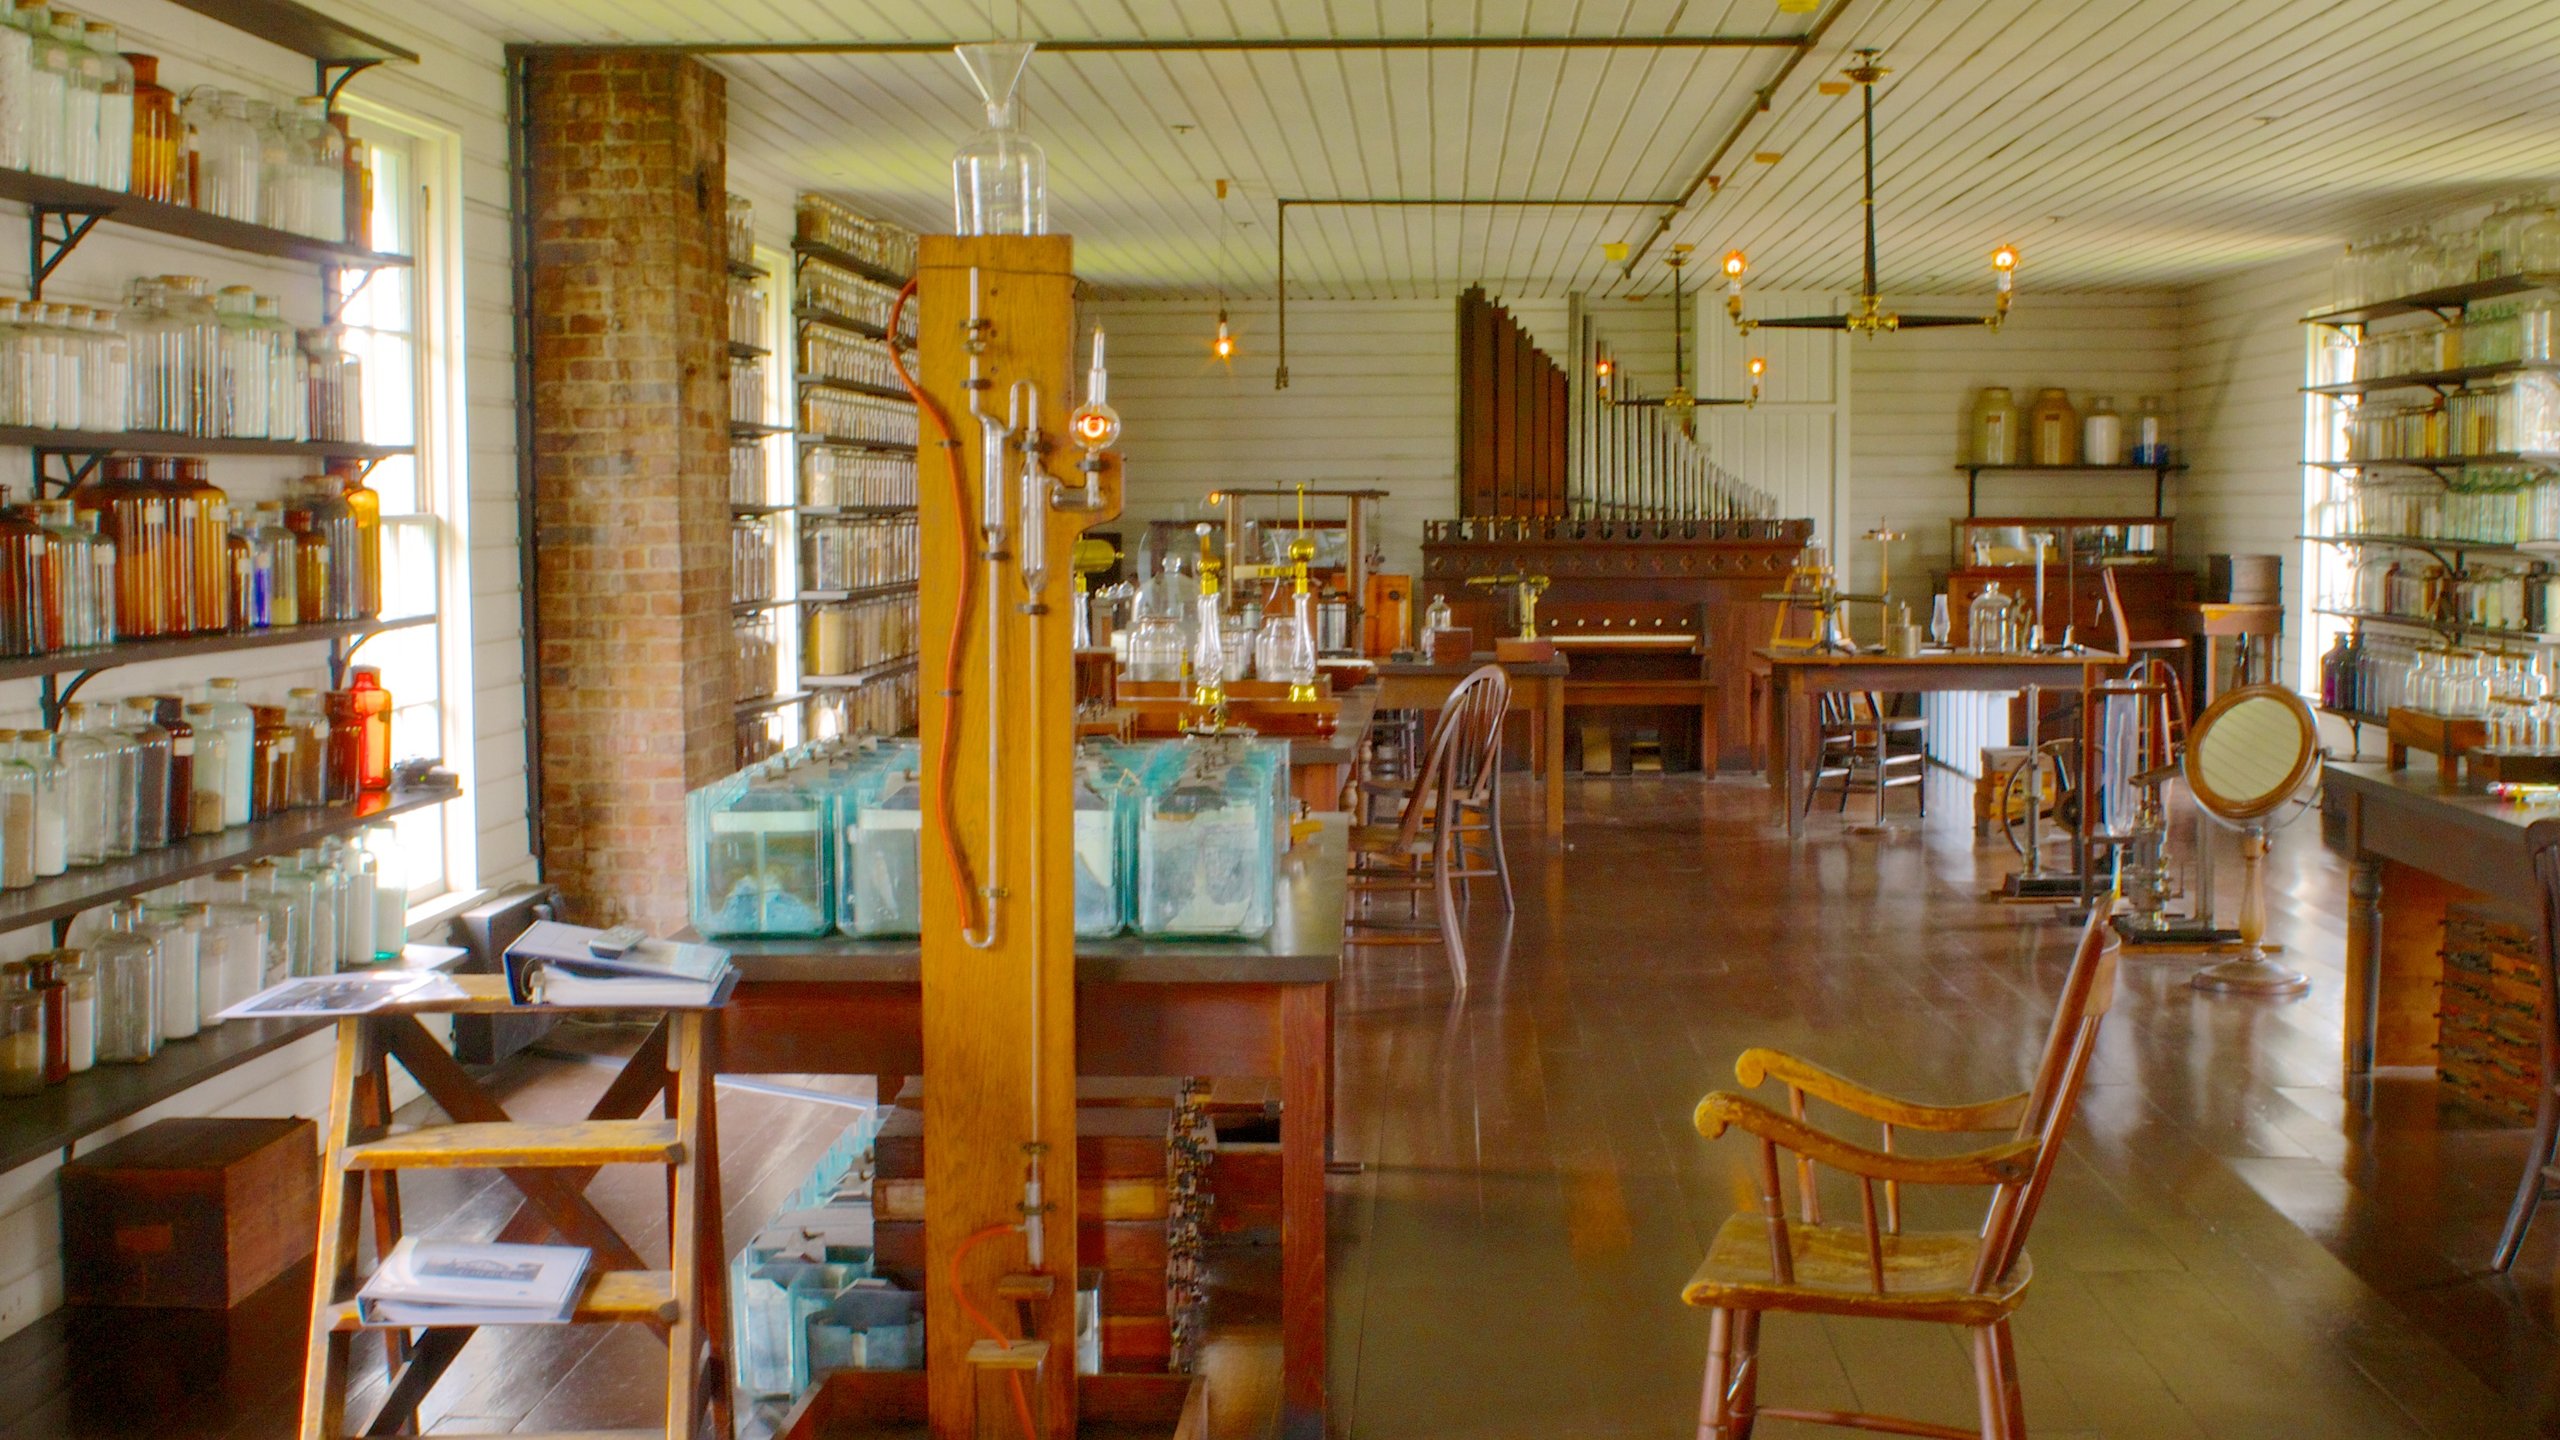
1723,250,1748,280
1748,356,1767,378
1991,244,2020,295
1213,307,1235,359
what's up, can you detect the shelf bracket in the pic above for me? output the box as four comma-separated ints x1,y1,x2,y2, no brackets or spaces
315,59,384,108
35,449,108,499
323,262,387,324
30,207,109,299
38,669,101,730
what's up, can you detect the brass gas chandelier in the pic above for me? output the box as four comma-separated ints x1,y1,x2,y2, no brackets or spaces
1721,50,2019,336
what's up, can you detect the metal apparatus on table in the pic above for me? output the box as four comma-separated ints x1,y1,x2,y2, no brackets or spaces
1199,485,1386,654
1463,571,1552,640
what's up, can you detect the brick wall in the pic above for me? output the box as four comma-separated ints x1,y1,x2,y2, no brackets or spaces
524,50,735,930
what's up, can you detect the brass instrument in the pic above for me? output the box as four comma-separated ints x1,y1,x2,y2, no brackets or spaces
1464,571,1552,639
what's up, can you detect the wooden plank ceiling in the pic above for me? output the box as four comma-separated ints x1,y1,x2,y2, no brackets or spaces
454,0,2560,300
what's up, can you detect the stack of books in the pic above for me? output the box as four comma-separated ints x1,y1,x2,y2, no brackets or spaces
356,1239,591,1327
503,922,737,1007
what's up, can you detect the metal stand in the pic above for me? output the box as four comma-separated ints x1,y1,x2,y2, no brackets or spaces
2003,683,2082,899
2191,828,2309,995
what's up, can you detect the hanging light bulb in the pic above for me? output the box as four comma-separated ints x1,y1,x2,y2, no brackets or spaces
1747,356,1767,404
1213,307,1235,359
1594,354,1614,401
1990,244,2020,327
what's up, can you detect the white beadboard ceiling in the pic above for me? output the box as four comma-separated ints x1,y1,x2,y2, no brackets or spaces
446,0,2560,300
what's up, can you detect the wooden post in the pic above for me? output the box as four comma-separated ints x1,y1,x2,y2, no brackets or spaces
916,235,1123,1440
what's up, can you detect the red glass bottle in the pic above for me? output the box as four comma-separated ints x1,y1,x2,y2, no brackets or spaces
347,666,392,791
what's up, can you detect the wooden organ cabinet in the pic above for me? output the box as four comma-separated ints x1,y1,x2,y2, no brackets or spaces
1421,517,1814,772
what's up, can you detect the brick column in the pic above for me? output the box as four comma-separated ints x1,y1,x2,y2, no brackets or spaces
524,51,734,930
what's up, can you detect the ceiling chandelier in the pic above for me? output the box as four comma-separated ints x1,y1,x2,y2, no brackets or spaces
1721,50,2019,336
1612,246,1761,434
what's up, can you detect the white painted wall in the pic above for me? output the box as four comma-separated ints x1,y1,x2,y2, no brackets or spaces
0,0,522,1340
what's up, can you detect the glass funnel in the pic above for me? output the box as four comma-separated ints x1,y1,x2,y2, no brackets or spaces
951,42,1047,236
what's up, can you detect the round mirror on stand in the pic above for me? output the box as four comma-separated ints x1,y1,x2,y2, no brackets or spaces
2183,684,2323,996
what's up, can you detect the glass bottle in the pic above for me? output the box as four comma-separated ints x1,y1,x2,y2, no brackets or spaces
332,458,381,617
297,96,343,243
249,703,290,819
2082,395,2124,466
32,498,95,649
210,284,264,438
88,303,126,430
133,896,196,1040
284,687,326,807
126,51,175,202
174,457,226,634
49,11,98,187
287,847,338,973
339,111,369,250
331,838,376,969
157,275,216,437
182,703,225,835
0,492,47,657
49,951,89,1074
1973,386,2020,465
193,886,262,1023
0,4,30,174
223,502,252,631
0,968,46,1096
363,822,405,959
151,696,189,843
950,42,1047,236
303,327,361,442
250,499,297,627
322,687,360,802
201,677,253,827
71,455,157,637
82,21,127,193
19,731,62,877
246,858,306,978
117,696,168,850
120,275,173,433
19,3,66,180
0,735,30,891
2131,396,2172,465
253,97,300,236
94,699,138,859
55,701,106,866
2027,388,2079,466
89,905,160,1063
255,296,303,441
347,665,391,790
286,472,355,619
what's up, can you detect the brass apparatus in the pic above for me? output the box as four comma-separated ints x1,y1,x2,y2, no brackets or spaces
1465,571,1552,638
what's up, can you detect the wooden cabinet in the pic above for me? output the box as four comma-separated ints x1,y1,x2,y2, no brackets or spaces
1939,516,2192,646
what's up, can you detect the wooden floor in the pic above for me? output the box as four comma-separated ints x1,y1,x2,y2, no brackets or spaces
3,767,2559,1437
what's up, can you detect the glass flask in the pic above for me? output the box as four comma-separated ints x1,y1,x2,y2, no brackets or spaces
183,702,229,834
152,697,190,843
141,898,200,1040
347,666,392,790
55,702,107,867
89,910,160,1064
116,696,169,851
363,822,405,959
18,731,61,877
949,42,1047,237
192,874,265,1021
199,678,254,827
1968,583,2017,653
331,839,377,969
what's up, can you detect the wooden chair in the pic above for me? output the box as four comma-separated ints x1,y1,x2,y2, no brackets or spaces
1684,908,2120,1439
2491,818,2560,1270
1804,691,1927,819
1346,663,1510,987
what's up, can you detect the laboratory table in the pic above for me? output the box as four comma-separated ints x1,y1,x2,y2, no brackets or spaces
715,821,1349,1440
1373,655,1570,835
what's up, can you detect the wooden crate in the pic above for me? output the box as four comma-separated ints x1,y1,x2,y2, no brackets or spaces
61,1117,317,1309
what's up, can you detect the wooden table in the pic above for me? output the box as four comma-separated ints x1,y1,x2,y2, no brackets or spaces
716,822,1348,1440
1375,655,1570,835
2326,762,2540,1087
1760,649,2116,843
1287,685,1375,813
2182,601,2282,706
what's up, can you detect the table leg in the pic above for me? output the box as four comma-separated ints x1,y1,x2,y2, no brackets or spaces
1781,674,1804,838
2347,850,2383,1083
1281,982,1331,1440
1542,678,1565,836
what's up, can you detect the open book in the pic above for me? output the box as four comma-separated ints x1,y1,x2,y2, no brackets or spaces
503,921,736,1007
356,1238,591,1327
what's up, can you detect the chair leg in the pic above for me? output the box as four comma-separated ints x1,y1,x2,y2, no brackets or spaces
1729,1310,1761,1439
1487,786,1514,912
1434,815,1468,990
1972,1320,2022,1440
2494,1081,2560,1270
1995,1318,2025,1439
1697,1307,1734,1440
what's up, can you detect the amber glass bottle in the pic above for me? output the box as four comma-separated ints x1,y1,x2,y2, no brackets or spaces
328,458,381,618
248,703,291,819
71,457,160,637
0,494,50,658
174,459,227,633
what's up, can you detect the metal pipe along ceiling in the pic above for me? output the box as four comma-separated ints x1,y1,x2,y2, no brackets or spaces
598,34,1815,56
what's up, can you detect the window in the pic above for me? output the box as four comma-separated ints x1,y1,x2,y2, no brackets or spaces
337,106,474,909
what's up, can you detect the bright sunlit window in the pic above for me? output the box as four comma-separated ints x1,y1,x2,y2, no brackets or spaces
338,107,475,909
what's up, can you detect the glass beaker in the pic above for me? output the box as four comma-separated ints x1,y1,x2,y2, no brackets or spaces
949,42,1047,237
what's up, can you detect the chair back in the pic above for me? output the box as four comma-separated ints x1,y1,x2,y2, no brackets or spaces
1972,906,2120,1290
1388,664,1509,850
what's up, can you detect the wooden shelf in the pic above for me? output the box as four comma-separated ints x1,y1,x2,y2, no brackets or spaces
0,427,409,461
2314,606,2560,645
2319,703,2389,728
730,420,791,441
804,654,919,689
2307,453,2560,473
799,580,919,604
800,376,914,405
728,258,768,282
796,308,900,344
0,613,430,687
0,166,410,271
729,502,795,517
1956,463,2186,518
798,435,917,456
734,690,809,717
2299,532,2547,558
790,238,910,290
161,0,417,65
2304,360,2560,397
800,504,920,519
0,782,454,938
2305,273,2560,329
0,1013,324,1172
728,340,769,361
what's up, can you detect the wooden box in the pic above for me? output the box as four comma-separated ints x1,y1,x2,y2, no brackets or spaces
61,1117,318,1309
2388,708,2487,784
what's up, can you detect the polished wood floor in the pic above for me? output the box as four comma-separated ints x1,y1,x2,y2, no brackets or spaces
2,768,2557,1437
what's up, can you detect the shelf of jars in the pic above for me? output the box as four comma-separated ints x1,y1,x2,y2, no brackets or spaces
164,0,417,69
2313,605,2560,646
730,501,795,517
797,580,919,606
795,308,897,345
0,1008,325,1171
734,690,809,718
799,376,912,405
0,167,410,280
799,504,916,519
0,779,450,938
801,435,916,456
0,427,407,462
0,612,430,689
728,259,768,282
2308,454,2560,474
2299,532,2556,560
730,420,791,441
729,341,770,362
804,654,918,690
789,237,909,292
2304,360,2560,399
2307,272,2560,330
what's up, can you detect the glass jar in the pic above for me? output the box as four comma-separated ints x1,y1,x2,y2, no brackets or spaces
83,21,128,193
0,493,48,657
250,499,298,627
330,838,376,969
89,913,159,1064
33,497,101,650
49,12,99,186
2131,396,2172,465
158,276,218,438
331,458,381,618
141,899,200,1040
93,702,138,860
152,697,190,843
302,327,362,442
222,503,253,631
55,702,107,868
322,687,360,803
71,455,159,638
18,730,61,878
182,703,228,834
1971,386,2019,466
18,2,64,180
284,687,327,808
286,472,357,620
239,861,299,985
116,697,169,851
2082,395,2124,466
254,296,305,443
173,458,225,633
347,666,392,790
289,847,339,971
2027,388,2079,466
127,52,176,202
297,96,345,243
193,892,262,1023
363,822,405,959
201,678,253,827
249,703,291,820
0,6,28,175
0,970,45,1096
0,731,33,892
211,284,266,438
